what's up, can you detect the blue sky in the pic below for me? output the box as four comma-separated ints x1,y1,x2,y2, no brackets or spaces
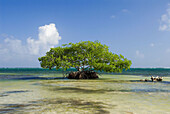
0,0,170,68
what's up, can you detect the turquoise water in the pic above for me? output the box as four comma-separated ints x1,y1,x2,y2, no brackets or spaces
0,68,170,113
1,68,170,76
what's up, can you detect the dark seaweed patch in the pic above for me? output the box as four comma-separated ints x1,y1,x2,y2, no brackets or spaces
49,82,170,94
131,88,170,92
50,86,131,94
0,108,13,114
32,98,114,114
0,90,30,99
0,97,114,113
5,90,30,94
0,103,33,114
0,94,8,97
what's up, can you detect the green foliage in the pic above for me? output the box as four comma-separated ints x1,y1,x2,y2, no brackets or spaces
38,41,132,73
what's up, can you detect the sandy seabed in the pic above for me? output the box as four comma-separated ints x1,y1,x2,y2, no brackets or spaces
0,74,170,114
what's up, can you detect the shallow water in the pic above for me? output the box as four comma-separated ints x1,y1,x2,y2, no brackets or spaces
0,74,170,114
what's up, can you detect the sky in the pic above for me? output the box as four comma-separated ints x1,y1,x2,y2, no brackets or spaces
0,0,170,68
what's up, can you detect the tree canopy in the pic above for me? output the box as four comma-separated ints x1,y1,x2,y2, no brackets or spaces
38,41,132,75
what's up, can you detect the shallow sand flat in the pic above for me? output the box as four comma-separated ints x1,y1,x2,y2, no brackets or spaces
0,74,170,114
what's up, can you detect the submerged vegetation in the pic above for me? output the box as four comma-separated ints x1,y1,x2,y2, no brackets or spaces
38,41,132,79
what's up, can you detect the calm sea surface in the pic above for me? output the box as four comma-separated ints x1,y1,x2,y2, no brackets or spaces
1,68,170,76
0,68,170,114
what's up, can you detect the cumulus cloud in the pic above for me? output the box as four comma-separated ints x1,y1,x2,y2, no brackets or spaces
27,23,61,55
159,5,170,31
135,50,144,59
0,23,61,67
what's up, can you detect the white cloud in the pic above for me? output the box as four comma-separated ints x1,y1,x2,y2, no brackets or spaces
135,50,144,59
111,15,116,19
27,23,61,55
0,23,61,67
110,9,129,20
0,48,8,54
166,48,170,53
4,38,27,54
122,9,129,13
39,24,61,45
150,43,154,47
159,5,170,31
159,24,168,31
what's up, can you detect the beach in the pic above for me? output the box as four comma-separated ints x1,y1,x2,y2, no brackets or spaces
0,68,170,114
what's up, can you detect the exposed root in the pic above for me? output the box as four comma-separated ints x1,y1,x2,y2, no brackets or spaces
67,71,99,79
